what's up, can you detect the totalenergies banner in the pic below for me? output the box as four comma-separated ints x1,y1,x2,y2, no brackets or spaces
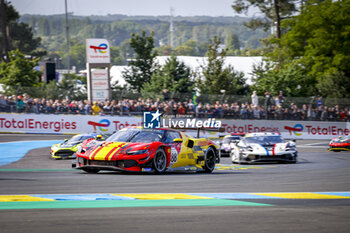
0,114,349,139
219,120,349,140
0,114,142,135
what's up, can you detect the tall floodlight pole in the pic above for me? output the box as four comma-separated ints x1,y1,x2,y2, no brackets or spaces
169,7,175,48
65,0,70,78
0,0,10,62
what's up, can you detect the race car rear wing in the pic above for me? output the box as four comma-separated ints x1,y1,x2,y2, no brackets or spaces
231,133,246,137
171,127,225,138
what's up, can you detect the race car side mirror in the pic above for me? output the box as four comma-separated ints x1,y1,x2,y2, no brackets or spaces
173,138,183,143
64,139,68,142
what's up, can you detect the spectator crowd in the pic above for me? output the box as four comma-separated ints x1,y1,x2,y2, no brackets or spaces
0,92,349,122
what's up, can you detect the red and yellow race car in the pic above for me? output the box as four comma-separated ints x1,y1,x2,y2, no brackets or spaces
74,127,220,174
328,135,350,152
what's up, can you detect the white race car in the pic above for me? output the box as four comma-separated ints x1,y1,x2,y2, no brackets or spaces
230,133,297,164
218,134,242,157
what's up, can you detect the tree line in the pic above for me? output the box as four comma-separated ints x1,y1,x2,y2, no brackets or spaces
0,0,349,100
19,13,268,70
232,0,350,98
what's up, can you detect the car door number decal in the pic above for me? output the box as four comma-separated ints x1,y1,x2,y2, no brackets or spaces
169,147,178,167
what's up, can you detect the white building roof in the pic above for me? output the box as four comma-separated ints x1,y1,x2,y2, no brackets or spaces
110,56,263,87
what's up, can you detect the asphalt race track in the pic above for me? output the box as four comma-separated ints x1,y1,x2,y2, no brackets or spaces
1,134,350,233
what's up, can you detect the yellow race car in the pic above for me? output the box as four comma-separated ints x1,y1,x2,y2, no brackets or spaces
50,133,103,159
74,127,220,173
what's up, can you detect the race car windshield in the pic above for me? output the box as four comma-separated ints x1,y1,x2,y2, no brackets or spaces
245,136,284,144
129,130,165,143
223,137,240,143
107,129,165,143
69,135,92,143
338,135,350,141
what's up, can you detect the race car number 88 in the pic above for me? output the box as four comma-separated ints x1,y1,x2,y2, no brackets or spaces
170,147,178,163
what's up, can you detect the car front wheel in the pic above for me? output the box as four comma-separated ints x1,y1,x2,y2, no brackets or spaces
153,148,167,174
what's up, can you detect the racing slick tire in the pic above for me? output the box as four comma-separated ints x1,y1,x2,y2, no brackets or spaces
202,147,216,173
288,153,298,163
153,148,167,174
82,167,100,173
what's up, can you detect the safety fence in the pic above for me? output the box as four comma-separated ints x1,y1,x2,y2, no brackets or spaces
1,92,350,122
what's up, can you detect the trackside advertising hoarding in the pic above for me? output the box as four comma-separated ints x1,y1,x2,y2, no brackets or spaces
0,114,349,139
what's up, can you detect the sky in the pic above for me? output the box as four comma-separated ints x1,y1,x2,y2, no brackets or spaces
10,0,250,17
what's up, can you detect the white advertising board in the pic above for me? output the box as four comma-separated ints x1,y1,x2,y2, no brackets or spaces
92,80,109,90
0,114,349,140
92,90,109,101
90,69,109,101
91,69,108,90
86,39,110,64
91,69,108,80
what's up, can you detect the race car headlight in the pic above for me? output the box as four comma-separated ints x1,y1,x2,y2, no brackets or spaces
127,149,149,155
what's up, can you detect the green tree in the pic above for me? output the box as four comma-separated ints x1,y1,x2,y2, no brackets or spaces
141,55,195,98
22,73,87,100
226,33,240,51
58,39,86,71
119,39,133,60
251,60,316,97
0,49,41,93
123,30,158,92
197,42,208,56
174,40,198,56
154,45,173,56
66,41,85,71
316,70,350,98
56,74,87,100
198,36,248,95
232,0,298,39
10,22,46,57
1,2,45,58
110,46,125,65
262,0,350,98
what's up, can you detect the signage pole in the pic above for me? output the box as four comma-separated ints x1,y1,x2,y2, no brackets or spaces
65,0,70,79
